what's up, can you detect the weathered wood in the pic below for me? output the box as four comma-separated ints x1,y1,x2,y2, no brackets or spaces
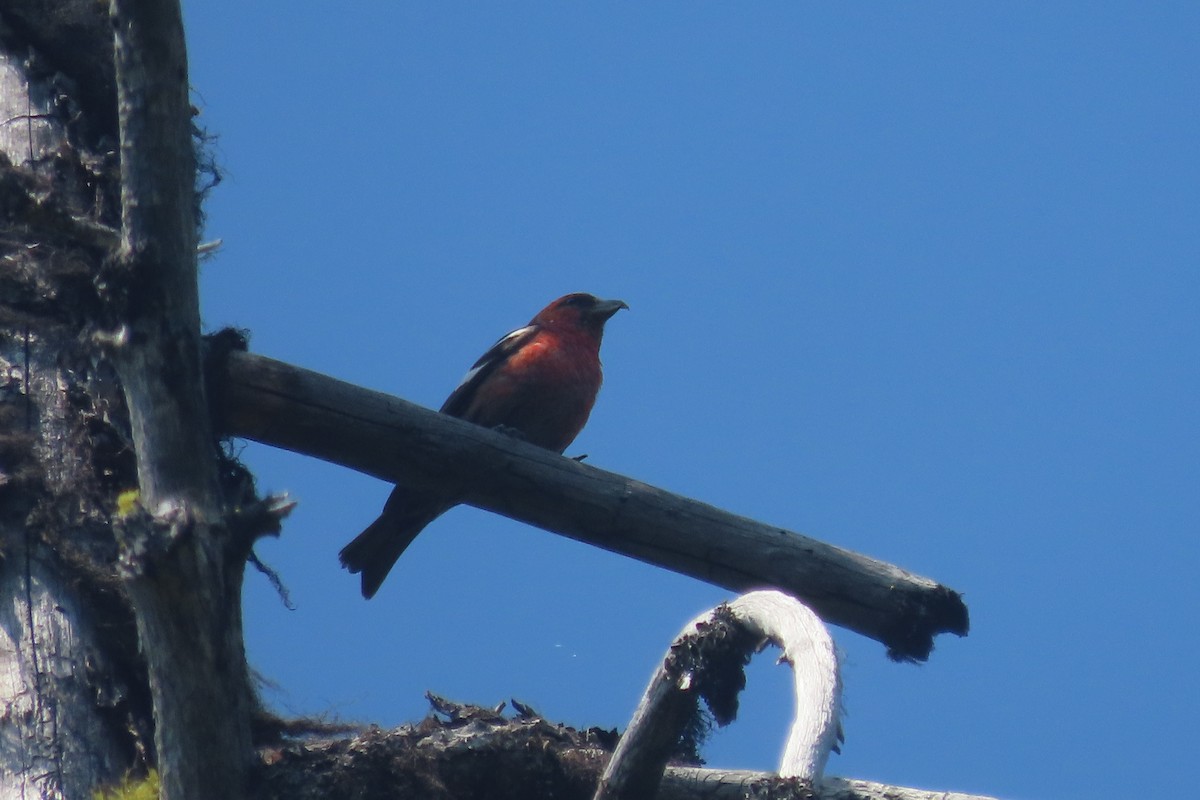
108,1,253,797
215,350,969,661
595,592,842,800
592,627,710,800
111,0,214,505
729,592,841,780
0,30,147,799
0,541,134,800
660,770,1001,800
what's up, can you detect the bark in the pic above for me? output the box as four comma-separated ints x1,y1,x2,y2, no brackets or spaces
106,1,256,797
662,770,1001,800
2,6,262,798
251,709,1000,800
0,21,149,799
0,537,141,800
0,0,117,142
213,351,969,662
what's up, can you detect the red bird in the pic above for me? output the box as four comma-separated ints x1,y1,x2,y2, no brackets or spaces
340,292,628,598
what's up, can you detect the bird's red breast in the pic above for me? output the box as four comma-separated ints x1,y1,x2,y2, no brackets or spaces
440,293,628,452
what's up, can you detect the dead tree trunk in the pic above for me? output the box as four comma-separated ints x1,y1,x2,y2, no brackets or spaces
1,5,266,798
0,12,151,798
105,1,257,796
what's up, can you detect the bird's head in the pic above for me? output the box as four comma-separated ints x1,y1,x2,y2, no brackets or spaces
533,293,629,337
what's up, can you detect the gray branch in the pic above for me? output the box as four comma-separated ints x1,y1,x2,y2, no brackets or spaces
660,769,1001,800
109,1,252,797
214,350,969,661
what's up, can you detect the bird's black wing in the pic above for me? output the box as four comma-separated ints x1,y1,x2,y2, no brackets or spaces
439,324,539,418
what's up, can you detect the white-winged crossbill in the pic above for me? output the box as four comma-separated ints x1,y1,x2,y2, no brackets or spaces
340,293,627,598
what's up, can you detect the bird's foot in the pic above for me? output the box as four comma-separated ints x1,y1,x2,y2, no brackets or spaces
571,453,588,462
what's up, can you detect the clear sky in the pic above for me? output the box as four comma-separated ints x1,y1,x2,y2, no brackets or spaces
183,4,1198,798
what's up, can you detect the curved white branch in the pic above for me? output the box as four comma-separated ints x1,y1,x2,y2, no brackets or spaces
595,590,843,800
721,590,843,780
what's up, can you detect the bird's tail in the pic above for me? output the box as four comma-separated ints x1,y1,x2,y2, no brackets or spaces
339,486,452,598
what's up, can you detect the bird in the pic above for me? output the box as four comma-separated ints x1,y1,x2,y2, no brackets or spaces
339,292,628,598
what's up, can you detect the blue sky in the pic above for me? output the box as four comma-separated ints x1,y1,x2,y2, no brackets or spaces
184,4,1198,798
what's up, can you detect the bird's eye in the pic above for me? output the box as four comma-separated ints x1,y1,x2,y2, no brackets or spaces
562,294,596,308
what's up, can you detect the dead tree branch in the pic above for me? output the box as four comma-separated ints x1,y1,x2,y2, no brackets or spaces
660,769,1001,800
595,592,842,800
212,349,969,662
108,1,252,797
